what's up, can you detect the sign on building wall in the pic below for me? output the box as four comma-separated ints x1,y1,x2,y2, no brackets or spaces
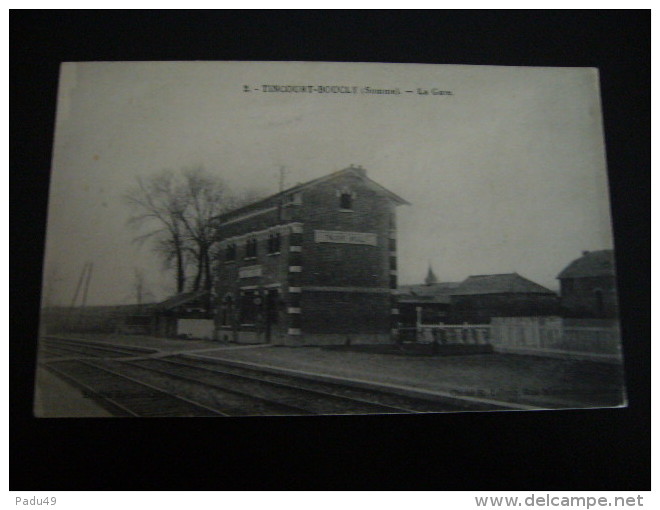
314,230,377,246
239,265,263,278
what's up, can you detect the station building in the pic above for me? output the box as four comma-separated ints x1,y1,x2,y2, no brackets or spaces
213,165,409,345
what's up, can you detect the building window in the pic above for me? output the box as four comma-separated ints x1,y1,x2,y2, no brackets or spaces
220,295,234,326
340,192,353,210
268,233,281,254
245,238,258,258
389,212,396,229
225,243,236,261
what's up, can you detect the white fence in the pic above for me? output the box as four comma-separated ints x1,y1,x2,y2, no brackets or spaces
413,324,491,345
405,317,622,362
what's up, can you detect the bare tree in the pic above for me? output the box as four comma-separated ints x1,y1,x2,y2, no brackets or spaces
176,167,229,291
176,167,267,291
125,167,265,295
124,171,189,293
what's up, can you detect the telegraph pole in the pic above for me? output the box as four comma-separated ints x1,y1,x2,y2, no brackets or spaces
80,262,93,309
66,262,90,330
77,262,94,328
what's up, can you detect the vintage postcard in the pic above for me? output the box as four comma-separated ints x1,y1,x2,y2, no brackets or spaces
35,61,624,417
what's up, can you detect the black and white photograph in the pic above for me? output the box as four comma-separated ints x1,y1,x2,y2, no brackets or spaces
34,60,626,418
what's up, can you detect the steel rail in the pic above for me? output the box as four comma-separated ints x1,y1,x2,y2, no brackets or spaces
115,359,318,415
128,357,424,414
47,359,229,417
42,339,152,357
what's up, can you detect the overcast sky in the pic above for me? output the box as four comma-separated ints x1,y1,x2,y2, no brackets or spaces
42,61,614,306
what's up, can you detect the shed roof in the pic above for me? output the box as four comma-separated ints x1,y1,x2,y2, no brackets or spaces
155,290,210,311
451,273,555,296
397,282,461,304
557,250,615,279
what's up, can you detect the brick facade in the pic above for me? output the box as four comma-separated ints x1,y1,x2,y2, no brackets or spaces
557,250,618,319
559,275,618,318
213,166,408,345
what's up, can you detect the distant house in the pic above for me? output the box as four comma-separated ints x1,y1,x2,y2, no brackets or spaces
397,266,460,328
152,290,214,339
449,273,559,324
557,250,618,318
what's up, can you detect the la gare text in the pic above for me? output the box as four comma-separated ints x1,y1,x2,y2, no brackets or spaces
244,85,453,96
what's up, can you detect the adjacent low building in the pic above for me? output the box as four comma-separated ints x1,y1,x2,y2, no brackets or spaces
397,266,460,329
557,249,618,319
449,273,559,324
213,165,409,345
151,290,214,339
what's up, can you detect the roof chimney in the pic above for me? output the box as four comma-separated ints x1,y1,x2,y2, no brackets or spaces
352,164,366,177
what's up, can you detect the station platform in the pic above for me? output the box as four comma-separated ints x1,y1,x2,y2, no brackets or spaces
34,366,112,418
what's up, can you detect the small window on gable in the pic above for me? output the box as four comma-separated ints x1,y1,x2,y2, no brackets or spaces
340,192,353,210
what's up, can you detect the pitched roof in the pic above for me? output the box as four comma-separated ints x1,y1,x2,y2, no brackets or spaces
214,165,409,222
451,273,555,296
557,250,616,279
155,290,210,311
397,282,461,304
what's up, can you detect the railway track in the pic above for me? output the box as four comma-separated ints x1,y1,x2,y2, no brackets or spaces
44,359,225,417
39,337,513,416
129,356,502,413
103,357,426,415
40,337,157,358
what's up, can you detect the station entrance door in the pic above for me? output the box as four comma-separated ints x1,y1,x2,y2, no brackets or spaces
264,289,279,343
